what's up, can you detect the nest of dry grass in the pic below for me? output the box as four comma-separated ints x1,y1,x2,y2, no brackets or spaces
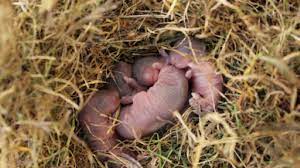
0,0,299,167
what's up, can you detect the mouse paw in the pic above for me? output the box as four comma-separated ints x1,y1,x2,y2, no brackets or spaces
189,93,214,114
185,69,193,79
189,93,203,113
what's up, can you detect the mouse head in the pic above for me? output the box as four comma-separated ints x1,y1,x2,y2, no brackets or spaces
160,37,206,69
140,65,160,86
85,89,120,115
133,57,163,86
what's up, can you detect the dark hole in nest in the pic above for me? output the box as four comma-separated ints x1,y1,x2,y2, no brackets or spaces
203,120,212,128
279,99,290,113
73,109,83,132
296,88,300,104
215,132,224,139
204,123,226,139
257,87,267,101
188,112,201,123
294,115,300,123
248,0,266,13
200,146,217,161
296,22,300,30
234,143,248,163
256,144,264,155
21,63,29,73
255,136,273,155
263,154,271,162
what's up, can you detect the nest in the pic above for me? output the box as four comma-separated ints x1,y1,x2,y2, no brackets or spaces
0,0,299,167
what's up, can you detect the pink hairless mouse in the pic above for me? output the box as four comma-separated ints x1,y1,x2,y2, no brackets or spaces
111,58,164,105
160,37,223,113
116,65,189,139
78,89,143,167
187,62,223,112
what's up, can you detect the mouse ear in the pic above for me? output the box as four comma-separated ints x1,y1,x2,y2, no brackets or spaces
158,49,171,64
158,48,169,57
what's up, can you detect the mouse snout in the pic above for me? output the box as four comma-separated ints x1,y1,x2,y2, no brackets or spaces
143,67,159,86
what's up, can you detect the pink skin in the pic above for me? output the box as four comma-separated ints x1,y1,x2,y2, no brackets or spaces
78,89,120,153
160,37,223,113
117,65,189,139
133,56,165,86
188,62,223,112
119,57,167,105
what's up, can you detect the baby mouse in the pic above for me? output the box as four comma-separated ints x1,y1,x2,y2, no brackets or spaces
160,37,223,113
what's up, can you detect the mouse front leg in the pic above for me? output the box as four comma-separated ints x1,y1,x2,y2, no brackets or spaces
123,76,146,92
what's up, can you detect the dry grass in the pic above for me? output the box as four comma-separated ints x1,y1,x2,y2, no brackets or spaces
0,0,299,167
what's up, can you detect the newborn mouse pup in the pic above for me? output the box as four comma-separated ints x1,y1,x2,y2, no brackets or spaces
78,89,120,155
120,56,165,105
188,62,223,112
78,89,143,167
159,37,223,113
117,65,189,139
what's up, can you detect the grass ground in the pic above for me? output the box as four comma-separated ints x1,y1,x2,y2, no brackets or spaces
0,0,299,167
